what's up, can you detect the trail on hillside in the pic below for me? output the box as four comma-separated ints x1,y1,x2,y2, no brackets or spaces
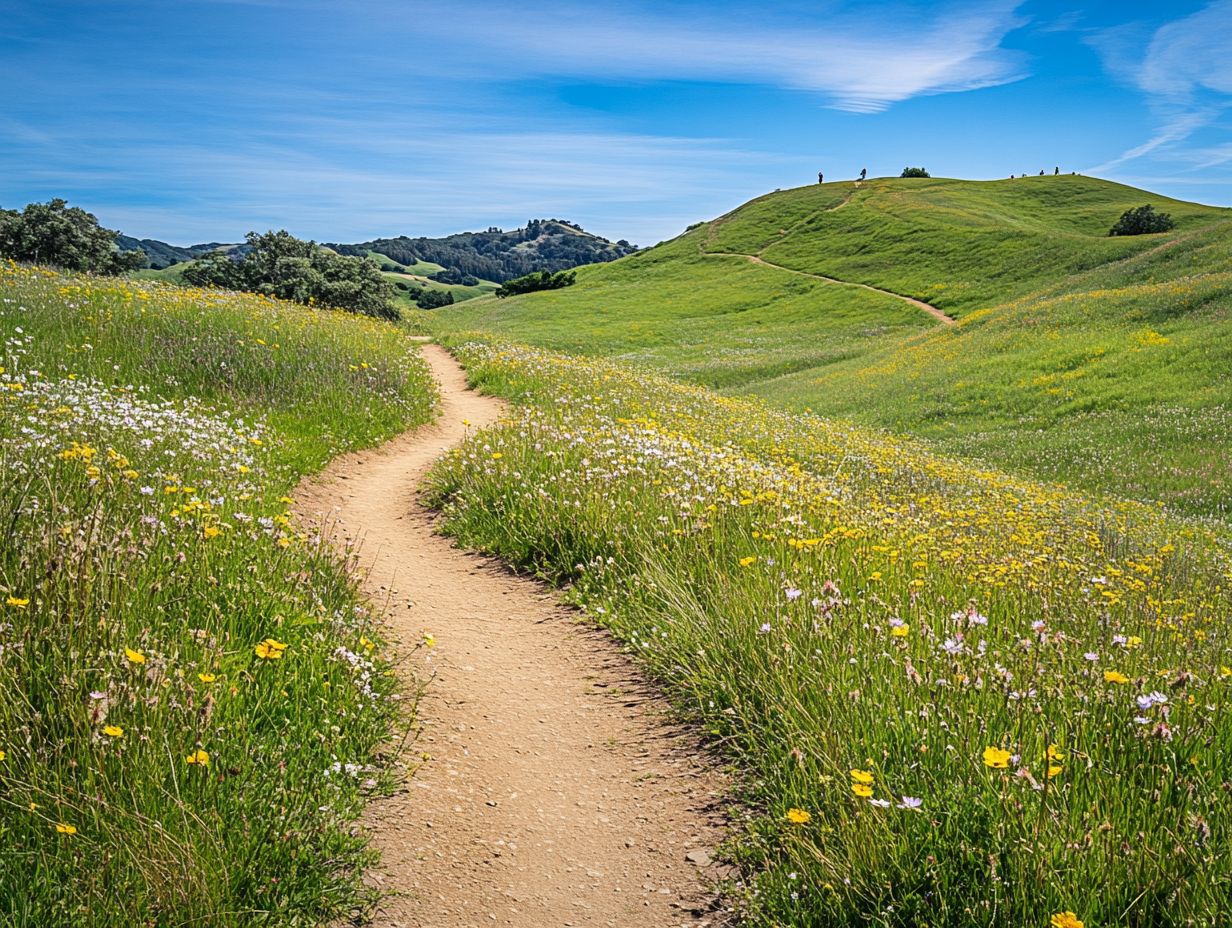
706,251,955,326
297,344,726,928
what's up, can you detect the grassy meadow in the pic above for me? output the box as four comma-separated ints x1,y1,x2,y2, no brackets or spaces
437,176,1232,520
428,339,1232,928
0,263,435,925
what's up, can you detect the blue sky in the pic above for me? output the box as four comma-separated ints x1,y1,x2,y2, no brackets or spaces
2,0,1230,245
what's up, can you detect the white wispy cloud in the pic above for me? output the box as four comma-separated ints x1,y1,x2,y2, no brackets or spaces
407,1,1029,114
1087,2,1232,173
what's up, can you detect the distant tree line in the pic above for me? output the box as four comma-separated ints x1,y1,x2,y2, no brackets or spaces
328,219,636,284
183,230,400,320
0,199,146,274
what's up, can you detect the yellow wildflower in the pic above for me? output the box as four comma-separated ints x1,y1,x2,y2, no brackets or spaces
254,638,287,660
785,807,811,824
6,596,30,608
850,769,874,784
1051,913,1084,928
186,749,210,767
103,725,124,738
55,822,77,835
1103,670,1130,684
982,746,1012,769
124,647,146,665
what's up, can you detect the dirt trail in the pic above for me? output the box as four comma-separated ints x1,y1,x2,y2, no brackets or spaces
707,251,955,326
297,344,726,928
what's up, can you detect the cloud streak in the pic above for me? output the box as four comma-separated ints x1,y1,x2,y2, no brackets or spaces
1087,2,1232,173
408,1,1029,113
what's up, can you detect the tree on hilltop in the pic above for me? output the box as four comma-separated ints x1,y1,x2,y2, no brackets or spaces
1109,205,1175,237
0,198,145,274
900,167,931,178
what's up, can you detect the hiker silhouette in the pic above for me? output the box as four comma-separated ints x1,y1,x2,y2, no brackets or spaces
859,168,867,181
818,172,824,184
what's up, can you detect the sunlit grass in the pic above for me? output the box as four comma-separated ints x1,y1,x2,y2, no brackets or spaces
0,263,436,925
427,339,1232,928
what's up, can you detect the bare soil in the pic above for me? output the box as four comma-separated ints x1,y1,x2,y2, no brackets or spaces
297,344,728,927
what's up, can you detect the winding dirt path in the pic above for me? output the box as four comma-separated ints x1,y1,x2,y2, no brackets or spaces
297,344,726,928
706,251,955,326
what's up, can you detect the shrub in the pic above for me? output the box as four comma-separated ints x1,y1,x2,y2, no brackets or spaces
183,230,399,320
495,269,576,298
900,167,931,178
1109,205,1175,236
416,288,455,309
0,199,145,274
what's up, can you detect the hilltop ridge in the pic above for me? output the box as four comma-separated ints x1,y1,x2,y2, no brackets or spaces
436,174,1232,517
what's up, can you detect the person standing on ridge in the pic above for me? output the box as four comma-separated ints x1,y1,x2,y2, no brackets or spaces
859,167,867,181
1054,166,1060,175
818,171,824,184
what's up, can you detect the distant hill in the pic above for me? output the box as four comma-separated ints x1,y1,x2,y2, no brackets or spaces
437,175,1232,519
120,219,637,279
327,219,638,284
114,236,238,269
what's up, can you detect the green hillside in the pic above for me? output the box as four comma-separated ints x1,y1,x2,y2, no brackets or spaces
0,264,436,924
436,175,1232,518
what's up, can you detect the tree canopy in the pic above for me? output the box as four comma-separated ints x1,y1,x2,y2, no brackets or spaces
900,167,931,178
183,230,399,320
0,199,145,274
1109,205,1175,237
495,269,577,298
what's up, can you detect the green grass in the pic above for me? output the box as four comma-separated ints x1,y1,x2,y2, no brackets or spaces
426,339,1232,928
438,231,932,390
0,263,436,925
436,176,1232,519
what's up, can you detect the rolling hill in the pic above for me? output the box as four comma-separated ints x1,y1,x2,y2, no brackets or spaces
435,175,1232,518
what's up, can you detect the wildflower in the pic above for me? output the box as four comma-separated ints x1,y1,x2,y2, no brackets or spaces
254,638,287,660
738,556,757,567
1103,670,1130,685
941,637,963,655
185,749,210,767
0,749,6,761
891,624,910,638
198,673,216,683
850,769,874,784
5,596,29,608
423,632,436,648
1047,764,1063,778
202,525,222,540
785,808,811,824
785,587,802,601
868,798,891,808
898,796,923,810
1047,744,1064,761
55,822,77,835
491,452,503,460
1083,652,1099,662
851,783,873,798
1137,692,1167,710
758,622,772,635
983,746,1012,769
124,647,146,665
1051,913,1084,928
103,725,123,738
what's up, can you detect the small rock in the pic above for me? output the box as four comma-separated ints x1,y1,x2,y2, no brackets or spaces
685,848,712,866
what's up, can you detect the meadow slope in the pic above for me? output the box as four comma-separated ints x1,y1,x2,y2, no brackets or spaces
428,338,1232,928
437,176,1232,518
0,264,435,925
